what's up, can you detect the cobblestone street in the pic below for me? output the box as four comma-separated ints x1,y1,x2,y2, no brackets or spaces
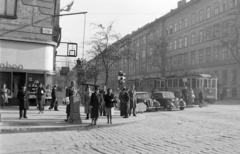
1,103,240,154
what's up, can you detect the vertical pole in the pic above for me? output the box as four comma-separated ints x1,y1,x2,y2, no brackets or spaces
82,14,86,59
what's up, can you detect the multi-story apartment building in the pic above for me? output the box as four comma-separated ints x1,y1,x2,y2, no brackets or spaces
0,0,61,105
106,0,240,99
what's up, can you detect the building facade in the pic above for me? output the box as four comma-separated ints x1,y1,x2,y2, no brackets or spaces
107,0,240,98
0,0,61,105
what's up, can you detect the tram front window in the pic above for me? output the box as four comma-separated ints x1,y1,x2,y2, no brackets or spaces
204,79,208,87
212,79,216,88
192,79,196,88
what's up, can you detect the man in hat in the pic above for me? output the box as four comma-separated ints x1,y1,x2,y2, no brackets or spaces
49,85,58,111
122,87,130,118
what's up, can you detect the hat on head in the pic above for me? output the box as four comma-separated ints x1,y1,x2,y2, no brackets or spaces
123,87,126,90
94,86,100,90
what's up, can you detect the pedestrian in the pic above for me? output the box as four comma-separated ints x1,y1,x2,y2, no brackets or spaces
65,81,76,122
89,86,103,125
198,89,204,108
174,88,182,99
105,88,116,124
99,85,107,116
0,83,10,109
62,86,67,105
36,83,45,114
118,88,124,116
84,85,92,120
17,85,29,119
188,87,195,105
49,85,58,111
182,86,189,105
122,87,130,118
129,85,137,117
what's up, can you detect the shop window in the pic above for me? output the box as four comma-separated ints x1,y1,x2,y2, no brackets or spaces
0,72,11,92
161,81,165,88
0,0,17,18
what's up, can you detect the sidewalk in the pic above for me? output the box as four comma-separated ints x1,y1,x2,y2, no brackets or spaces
0,105,146,134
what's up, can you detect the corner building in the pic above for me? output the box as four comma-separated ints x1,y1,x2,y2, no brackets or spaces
108,0,240,99
0,0,61,105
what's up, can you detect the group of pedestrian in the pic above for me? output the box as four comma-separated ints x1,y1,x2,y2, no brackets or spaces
118,85,137,118
174,86,204,108
82,85,117,125
0,84,11,109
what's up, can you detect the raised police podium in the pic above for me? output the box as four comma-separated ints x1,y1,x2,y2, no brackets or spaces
68,95,82,124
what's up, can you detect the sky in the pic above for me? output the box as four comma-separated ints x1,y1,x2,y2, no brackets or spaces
57,0,189,68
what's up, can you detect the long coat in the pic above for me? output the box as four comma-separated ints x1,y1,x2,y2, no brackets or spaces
122,92,130,114
129,90,137,109
17,90,29,110
65,86,75,115
188,89,195,104
90,93,103,119
84,91,92,114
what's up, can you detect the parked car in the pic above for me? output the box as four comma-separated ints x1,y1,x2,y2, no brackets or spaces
136,92,161,112
152,91,186,111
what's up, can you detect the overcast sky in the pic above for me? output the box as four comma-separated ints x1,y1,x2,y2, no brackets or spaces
57,0,188,67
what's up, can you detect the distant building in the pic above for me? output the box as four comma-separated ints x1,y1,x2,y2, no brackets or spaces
0,0,61,105
106,0,240,99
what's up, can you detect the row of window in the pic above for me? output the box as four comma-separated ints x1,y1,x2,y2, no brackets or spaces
166,0,237,36
0,0,17,18
169,19,234,51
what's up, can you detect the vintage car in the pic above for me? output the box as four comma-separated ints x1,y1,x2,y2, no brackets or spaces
152,91,186,111
135,92,161,112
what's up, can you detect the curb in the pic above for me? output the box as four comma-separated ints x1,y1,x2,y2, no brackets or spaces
0,115,146,134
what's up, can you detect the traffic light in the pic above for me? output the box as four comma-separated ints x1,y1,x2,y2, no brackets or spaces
118,71,126,86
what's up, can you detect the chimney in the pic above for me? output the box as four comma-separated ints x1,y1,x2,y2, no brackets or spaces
181,0,187,5
178,0,187,8
178,1,183,8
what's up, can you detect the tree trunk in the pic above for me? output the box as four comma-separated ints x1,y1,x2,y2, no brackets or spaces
105,71,109,86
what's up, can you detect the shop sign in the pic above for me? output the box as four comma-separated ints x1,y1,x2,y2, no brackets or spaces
0,62,23,69
42,28,53,35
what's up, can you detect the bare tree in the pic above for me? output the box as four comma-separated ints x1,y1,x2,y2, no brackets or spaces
148,32,169,79
88,23,133,86
215,10,240,69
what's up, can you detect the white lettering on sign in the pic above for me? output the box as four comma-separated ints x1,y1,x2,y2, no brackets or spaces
0,61,23,69
42,28,53,34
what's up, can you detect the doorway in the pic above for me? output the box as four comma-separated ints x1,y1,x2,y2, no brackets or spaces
12,72,26,98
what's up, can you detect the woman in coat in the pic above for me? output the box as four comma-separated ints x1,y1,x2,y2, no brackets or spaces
198,89,204,108
104,88,116,124
129,85,137,116
89,86,103,125
17,85,29,119
84,85,92,120
36,83,45,114
188,87,195,105
0,83,10,109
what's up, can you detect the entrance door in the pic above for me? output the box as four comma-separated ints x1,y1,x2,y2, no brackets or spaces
12,72,26,98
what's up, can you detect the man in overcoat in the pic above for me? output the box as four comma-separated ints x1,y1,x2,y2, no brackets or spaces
17,85,29,119
49,85,58,111
90,86,103,125
129,85,137,116
99,85,107,116
122,87,130,118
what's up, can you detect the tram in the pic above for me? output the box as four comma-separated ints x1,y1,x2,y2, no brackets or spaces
127,73,218,103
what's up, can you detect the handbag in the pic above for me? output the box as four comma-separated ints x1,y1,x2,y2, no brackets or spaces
65,97,70,104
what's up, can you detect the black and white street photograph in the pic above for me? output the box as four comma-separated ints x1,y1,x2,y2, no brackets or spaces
0,0,240,153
